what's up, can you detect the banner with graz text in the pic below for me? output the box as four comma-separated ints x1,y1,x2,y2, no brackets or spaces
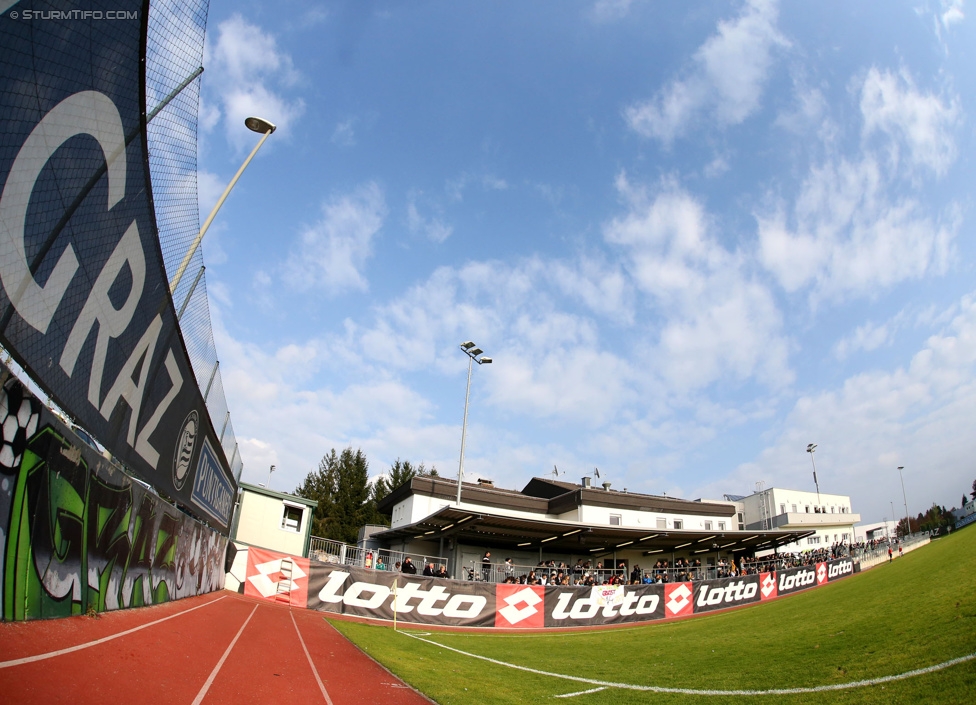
0,1,235,532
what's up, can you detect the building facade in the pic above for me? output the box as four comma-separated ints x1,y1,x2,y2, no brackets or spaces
730,487,860,554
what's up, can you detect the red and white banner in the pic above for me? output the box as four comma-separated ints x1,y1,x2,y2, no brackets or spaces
244,547,310,607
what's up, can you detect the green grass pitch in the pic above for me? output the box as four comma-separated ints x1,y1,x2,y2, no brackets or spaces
331,528,976,703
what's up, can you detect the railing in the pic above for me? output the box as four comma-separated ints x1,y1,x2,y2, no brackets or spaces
308,536,447,575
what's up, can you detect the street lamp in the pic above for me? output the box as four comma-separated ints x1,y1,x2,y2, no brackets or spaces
807,444,821,506
456,341,492,505
169,116,277,293
267,464,276,490
897,466,910,537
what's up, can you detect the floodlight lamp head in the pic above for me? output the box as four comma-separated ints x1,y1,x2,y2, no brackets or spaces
807,443,816,453
245,116,276,134
469,348,483,357
460,341,475,349
478,357,492,364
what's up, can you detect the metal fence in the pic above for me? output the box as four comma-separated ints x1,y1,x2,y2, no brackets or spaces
308,537,447,575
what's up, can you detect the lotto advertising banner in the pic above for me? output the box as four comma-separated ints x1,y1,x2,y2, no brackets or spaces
307,563,497,628
543,583,666,627
243,546,311,608
0,369,227,621
241,553,860,629
692,574,761,614
0,1,236,531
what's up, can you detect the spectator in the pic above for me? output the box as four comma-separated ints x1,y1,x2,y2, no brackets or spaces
435,565,448,579
423,562,435,577
482,551,493,582
375,557,386,571
401,557,417,574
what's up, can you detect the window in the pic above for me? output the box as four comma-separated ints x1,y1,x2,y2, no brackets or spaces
704,521,712,530
718,521,726,530
673,520,683,530
807,536,821,545
281,504,303,532
780,503,786,514
805,506,810,513
610,514,621,526
791,504,797,513
656,517,667,529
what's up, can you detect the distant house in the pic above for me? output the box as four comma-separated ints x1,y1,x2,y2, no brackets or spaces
726,487,860,554
371,475,813,579
230,482,317,557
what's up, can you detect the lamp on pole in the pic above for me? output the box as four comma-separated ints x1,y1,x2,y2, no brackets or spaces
456,341,492,505
169,116,277,294
267,464,276,490
897,466,910,537
807,444,821,506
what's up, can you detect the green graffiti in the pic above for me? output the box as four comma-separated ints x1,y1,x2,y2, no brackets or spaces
2,421,226,621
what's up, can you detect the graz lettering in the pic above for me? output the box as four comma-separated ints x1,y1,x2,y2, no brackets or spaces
0,91,182,470
316,571,487,619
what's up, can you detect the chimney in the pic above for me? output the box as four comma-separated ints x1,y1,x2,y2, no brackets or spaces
582,476,591,488
603,481,612,491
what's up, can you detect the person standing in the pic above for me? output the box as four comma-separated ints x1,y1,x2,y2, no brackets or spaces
482,551,493,582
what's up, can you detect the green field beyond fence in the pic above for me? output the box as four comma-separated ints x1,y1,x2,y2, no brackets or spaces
332,527,976,704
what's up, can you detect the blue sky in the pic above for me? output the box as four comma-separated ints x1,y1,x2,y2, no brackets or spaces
193,0,975,525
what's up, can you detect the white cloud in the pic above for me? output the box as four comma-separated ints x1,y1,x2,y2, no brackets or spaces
331,119,356,147
406,197,453,243
718,292,976,522
833,320,895,360
941,0,964,27
590,0,636,22
757,155,956,301
284,182,386,295
605,175,792,392
860,67,959,177
203,14,306,151
625,0,788,144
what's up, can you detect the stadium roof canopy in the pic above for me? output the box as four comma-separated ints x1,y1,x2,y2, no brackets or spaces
373,476,815,558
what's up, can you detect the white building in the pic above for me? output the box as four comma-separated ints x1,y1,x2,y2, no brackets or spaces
374,476,812,578
727,487,860,554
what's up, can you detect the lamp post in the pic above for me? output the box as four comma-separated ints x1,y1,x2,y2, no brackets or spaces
807,444,821,506
897,466,910,537
456,341,492,506
267,464,276,490
169,116,277,294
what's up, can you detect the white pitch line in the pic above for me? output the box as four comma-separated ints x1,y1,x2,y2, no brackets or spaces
191,604,258,705
401,631,976,697
0,594,227,669
555,686,607,698
291,611,335,705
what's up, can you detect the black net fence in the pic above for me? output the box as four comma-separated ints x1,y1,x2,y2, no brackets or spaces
145,0,242,482
0,0,241,532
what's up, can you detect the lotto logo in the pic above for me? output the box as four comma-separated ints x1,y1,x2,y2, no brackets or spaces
664,582,693,617
495,585,545,628
760,572,777,600
816,563,828,585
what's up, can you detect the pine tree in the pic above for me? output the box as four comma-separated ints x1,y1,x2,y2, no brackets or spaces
295,450,339,537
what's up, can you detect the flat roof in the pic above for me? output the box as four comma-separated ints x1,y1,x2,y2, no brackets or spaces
239,482,318,507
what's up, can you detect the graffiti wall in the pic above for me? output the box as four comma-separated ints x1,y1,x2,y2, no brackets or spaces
0,366,227,621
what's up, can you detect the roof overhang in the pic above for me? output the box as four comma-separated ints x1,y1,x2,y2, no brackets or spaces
370,506,814,557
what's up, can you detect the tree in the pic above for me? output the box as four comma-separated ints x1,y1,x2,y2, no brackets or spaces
971,478,976,501
295,447,372,544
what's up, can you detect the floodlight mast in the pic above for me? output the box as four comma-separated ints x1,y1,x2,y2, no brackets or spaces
456,341,492,505
807,444,821,505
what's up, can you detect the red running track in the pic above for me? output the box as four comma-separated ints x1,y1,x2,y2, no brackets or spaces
0,590,431,704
